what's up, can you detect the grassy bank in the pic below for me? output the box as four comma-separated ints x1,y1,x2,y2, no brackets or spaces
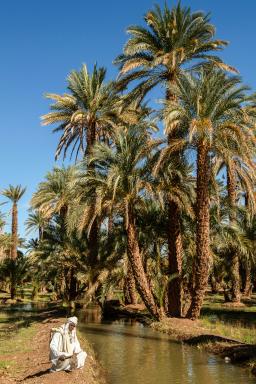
200,316,256,344
200,292,256,344
150,293,256,376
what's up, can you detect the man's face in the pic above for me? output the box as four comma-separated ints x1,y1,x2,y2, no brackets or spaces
68,322,76,332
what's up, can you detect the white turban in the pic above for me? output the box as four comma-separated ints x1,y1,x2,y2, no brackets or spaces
67,316,78,326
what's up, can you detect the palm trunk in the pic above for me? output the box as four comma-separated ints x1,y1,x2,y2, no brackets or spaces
10,283,16,299
124,261,137,305
11,202,18,260
187,143,210,320
230,253,240,302
165,73,183,318
86,121,100,265
126,206,162,320
167,200,182,317
69,268,77,301
9,202,18,299
244,263,252,297
39,226,43,240
210,274,220,294
227,164,240,302
108,215,114,234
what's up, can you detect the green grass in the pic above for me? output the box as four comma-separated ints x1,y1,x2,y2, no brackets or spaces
0,284,54,303
0,360,16,370
200,292,256,344
0,324,36,355
200,316,256,344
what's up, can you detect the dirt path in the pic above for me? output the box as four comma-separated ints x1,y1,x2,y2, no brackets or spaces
0,318,106,384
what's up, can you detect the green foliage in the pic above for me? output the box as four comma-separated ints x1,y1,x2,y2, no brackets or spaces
115,2,230,101
10,1,256,320
2,185,26,203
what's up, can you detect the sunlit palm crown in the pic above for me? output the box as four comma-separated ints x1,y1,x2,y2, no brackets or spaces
41,64,126,160
115,3,229,99
2,185,26,203
161,67,256,202
162,68,255,151
25,210,48,235
30,167,76,218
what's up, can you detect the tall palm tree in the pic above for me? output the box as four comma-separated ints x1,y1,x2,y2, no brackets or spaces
80,125,163,320
42,64,128,265
214,156,256,302
2,185,26,299
162,67,256,319
114,2,231,317
2,185,26,260
152,152,195,316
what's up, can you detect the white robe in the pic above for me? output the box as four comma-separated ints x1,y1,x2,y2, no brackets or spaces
49,324,87,371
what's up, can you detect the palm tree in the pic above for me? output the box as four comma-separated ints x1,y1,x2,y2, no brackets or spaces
25,210,48,240
42,64,128,264
31,167,75,220
114,2,231,317
1,185,26,299
214,156,256,302
42,64,124,160
2,185,26,260
152,152,195,316
80,125,163,320
162,67,256,319
115,3,230,100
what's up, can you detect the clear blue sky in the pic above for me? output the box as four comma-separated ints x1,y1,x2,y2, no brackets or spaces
0,0,256,238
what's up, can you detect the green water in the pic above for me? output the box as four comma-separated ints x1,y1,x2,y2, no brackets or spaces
79,307,256,384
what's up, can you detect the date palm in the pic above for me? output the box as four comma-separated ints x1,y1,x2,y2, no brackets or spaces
30,167,75,220
25,210,48,240
115,3,231,317
214,156,256,302
2,185,26,298
2,185,26,260
42,64,123,160
162,67,256,319
42,64,130,264
115,2,230,100
152,152,195,316
79,125,163,320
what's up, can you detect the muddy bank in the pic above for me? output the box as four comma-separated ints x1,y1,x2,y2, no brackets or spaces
0,315,106,384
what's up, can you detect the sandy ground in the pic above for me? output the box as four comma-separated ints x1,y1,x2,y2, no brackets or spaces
0,318,106,384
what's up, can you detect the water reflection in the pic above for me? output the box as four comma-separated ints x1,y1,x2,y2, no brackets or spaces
79,305,102,323
79,307,256,384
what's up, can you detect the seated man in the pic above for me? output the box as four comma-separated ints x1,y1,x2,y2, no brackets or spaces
49,316,87,372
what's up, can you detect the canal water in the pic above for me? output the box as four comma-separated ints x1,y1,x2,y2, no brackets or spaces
1,303,256,383
79,306,256,384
